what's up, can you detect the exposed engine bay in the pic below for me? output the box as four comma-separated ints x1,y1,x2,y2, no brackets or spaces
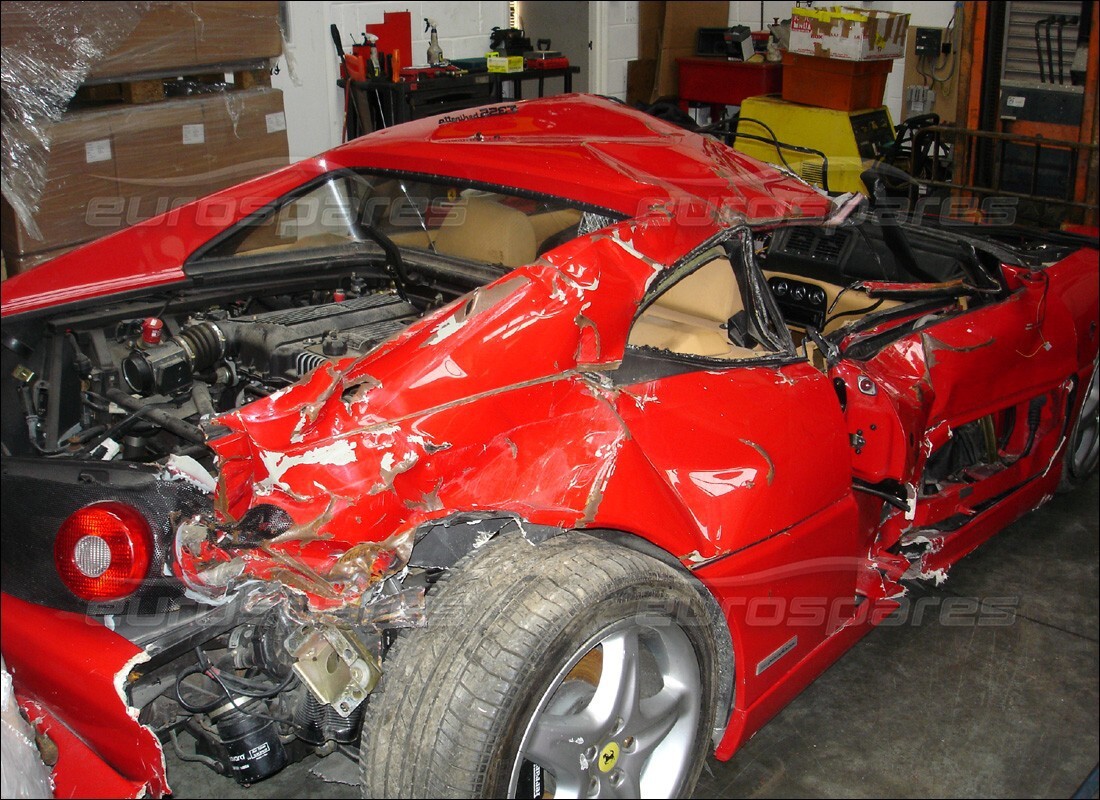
3,282,423,463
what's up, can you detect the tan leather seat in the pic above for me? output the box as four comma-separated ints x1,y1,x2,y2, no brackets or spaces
528,208,582,248
629,258,759,359
431,197,537,267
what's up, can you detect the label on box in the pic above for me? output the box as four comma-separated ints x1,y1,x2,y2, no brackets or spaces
182,123,205,145
85,139,112,163
265,112,287,134
1006,96,1026,108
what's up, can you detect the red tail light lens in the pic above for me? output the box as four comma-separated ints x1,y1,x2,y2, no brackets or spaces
53,502,153,601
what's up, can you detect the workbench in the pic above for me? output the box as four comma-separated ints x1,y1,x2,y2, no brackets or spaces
494,66,579,100
346,73,496,134
344,66,580,134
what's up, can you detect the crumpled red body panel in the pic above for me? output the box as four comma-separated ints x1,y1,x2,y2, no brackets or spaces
0,593,167,798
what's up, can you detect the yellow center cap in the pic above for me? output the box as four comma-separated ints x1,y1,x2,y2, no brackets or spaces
598,742,620,773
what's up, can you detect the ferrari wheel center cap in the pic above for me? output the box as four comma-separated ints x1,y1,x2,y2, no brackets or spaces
598,741,620,772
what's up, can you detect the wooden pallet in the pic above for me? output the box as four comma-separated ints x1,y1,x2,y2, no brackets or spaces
75,67,272,106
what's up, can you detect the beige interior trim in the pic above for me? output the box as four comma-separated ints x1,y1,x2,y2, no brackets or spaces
628,257,763,360
236,232,356,256
388,229,434,249
431,197,537,267
391,205,582,265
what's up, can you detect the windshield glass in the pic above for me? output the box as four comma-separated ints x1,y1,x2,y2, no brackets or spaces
201,172,613,268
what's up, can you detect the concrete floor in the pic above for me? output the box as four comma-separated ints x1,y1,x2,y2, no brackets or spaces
166,473,1099,798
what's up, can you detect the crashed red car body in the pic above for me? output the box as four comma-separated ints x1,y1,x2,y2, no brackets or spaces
1,95,1097,798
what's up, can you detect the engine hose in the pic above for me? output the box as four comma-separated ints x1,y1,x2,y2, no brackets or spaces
68,424,108,445
168,728,223,770
208,665,298,699
195,646,297,700
177,322,225,372
174,664,226,714
191,381,216,418
105,388,206,445
1020,395,1048,457
75,410,148,457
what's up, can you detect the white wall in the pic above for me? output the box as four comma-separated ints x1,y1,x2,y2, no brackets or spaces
728,1,791,31
605,1,641,100
273,1,509,161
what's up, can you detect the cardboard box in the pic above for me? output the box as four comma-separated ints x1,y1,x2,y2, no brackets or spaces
638,1,664,61
112,99,214,223
0,242,82,277
627,59,658,106
202,88,290,192
193,2,284,66
487,55,525,73
789,6,909,61
1,111,119,260
0,2,284,82
1,88,289,270
625,2,730,103
88,2,201,78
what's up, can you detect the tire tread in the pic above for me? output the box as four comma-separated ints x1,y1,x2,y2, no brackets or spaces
359,532,716,798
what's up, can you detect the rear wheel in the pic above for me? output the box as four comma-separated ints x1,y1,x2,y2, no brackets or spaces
359,531,719,798
1059,356,1100,492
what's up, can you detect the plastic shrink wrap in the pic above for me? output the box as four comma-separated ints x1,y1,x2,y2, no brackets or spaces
1,2,285,274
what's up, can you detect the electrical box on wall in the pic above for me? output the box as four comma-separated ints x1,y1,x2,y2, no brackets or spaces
902,26,956,123
914,27,943,58
906,85,936,116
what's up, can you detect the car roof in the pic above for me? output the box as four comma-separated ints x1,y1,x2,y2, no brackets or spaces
323,95,834,224
2,96,833,318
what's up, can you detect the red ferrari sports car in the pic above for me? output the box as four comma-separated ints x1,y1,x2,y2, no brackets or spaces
1,95,1097,799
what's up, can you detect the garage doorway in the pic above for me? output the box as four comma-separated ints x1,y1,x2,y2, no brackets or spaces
514,1,591,93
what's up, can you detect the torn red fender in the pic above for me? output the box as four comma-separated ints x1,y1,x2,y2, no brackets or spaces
18,699,151,799
0,593,167,798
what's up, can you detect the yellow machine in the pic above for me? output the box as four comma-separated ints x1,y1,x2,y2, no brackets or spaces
732,95,896,195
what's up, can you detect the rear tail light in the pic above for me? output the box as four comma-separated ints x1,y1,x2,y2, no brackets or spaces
53,502,153,601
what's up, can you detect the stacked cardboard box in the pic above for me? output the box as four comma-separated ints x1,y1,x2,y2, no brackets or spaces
0,2,287,274
627,1,730,106
783,7,909,112
0,1,283,81
1,88,289,273
787,7,909,62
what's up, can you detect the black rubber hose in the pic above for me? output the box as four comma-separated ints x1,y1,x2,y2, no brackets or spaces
105,388,206,445
1020,395,1048,457
174,664,226,714
75,410,147,457
853,481,910,511
191,381,216,419
1035,20,1046,82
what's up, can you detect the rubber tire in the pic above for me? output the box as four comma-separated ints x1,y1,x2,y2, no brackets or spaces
1058,356,1100,493
359,531,719,798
